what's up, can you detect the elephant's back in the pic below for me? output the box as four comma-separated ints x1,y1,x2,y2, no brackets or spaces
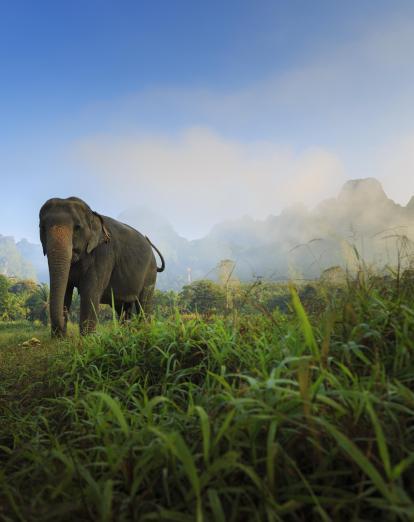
101,216,157,300
104,216,151,251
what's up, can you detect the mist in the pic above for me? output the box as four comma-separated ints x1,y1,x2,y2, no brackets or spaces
74,127,345,239
3,173,414,289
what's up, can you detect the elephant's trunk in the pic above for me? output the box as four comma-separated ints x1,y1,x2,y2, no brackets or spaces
46,225,72,337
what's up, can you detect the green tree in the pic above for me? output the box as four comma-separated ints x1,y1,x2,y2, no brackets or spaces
153,289,178,316
26,284,49,325
1,292,27,321
1,276,44,321
179,280,225,314
9,279,38,295
0,274,9,314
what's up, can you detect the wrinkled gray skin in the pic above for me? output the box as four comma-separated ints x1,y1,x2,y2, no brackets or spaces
39,197,165,337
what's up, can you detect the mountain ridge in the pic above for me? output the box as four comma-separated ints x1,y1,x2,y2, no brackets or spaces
2,178,414,289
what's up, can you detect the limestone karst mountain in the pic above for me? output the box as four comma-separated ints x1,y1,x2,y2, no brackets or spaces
3,178,414,289
0,235,37,280
16,239,48,282
119,178,414,288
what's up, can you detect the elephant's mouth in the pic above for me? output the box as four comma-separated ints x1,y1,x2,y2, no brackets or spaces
71,249,82,263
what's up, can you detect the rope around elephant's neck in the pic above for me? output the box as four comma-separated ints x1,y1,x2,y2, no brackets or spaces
93,211,111,243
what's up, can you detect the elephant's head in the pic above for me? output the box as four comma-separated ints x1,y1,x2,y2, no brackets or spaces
39,197,110,336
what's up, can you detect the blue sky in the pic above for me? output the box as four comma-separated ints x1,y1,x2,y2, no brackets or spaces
1,1,414,241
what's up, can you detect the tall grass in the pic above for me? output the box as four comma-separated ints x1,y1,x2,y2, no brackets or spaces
0,274,413,521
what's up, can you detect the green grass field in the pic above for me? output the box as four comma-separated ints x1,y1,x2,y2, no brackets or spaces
0,278,413,521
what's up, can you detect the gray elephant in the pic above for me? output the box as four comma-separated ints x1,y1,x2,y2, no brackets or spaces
39,197,165,336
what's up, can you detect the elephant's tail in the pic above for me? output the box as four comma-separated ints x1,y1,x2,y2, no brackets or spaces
145,236,166,272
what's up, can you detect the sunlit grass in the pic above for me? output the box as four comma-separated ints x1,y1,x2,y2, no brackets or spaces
0,276,413,521
0,321,49,349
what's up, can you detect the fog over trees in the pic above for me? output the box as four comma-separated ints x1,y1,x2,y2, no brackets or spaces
2,178,414,289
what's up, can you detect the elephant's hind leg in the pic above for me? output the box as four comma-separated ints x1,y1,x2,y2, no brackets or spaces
124,302,133,320
115,302,133,323
137,284,155,316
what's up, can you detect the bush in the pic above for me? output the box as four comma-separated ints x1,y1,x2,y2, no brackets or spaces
25,284,49,325
179,279,226,314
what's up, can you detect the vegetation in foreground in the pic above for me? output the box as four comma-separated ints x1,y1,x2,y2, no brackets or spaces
0,274,414,521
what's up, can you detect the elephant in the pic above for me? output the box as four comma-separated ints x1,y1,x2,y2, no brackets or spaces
39,197,165,337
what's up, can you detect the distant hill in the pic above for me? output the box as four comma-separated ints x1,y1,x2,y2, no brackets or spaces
120,178,414,289
16,239,48,282
0,235,38,280
3,178,414,289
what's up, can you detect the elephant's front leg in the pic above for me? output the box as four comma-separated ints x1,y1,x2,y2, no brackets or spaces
63,284,74,335
79,291,100,335
78,261,112,335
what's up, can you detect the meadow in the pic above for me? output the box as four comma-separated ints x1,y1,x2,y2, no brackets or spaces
0,274,413,521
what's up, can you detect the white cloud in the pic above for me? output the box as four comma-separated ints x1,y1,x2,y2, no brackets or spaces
75,128,345,238
71,11,414,238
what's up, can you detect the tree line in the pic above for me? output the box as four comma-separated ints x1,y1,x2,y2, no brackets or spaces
0,275,49,323
0,272,330,325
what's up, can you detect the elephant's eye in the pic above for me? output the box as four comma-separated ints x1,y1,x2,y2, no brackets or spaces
74,224,81,232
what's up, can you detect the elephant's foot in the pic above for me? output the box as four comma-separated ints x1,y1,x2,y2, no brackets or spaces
51,326,66,338
80,319,97,336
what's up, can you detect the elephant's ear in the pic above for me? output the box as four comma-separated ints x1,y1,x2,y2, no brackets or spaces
87,211,111,254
